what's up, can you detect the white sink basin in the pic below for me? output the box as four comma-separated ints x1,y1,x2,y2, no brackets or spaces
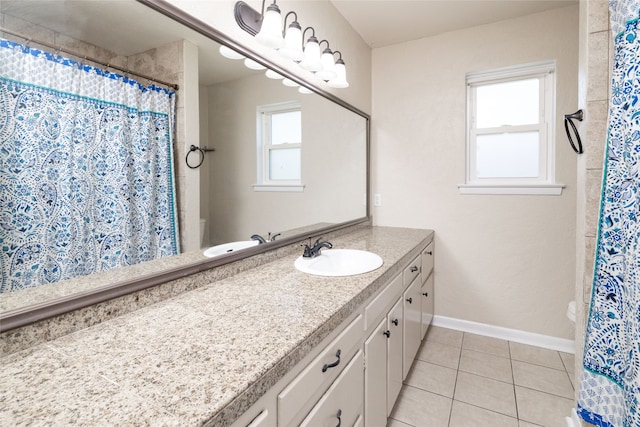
203,240,259,258
294,249,383,277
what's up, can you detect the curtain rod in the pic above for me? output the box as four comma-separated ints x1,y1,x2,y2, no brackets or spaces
0,26,179,91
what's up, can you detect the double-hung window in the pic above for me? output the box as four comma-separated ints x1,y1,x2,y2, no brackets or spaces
255,101,303,192
461,61,562,195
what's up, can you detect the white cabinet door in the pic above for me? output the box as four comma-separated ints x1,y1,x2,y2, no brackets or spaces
421,272,434,339
421,242,434,283
387,298,403,415
300,351,364,427
403,276,422,379
364,319,387,427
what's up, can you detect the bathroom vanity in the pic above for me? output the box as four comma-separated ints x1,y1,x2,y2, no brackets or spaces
0,226,434,426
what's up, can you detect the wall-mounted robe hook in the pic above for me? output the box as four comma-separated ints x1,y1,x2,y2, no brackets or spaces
564,109,584,154
186,144,215,169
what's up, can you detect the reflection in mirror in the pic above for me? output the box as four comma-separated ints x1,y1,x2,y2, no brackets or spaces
0,0,368,323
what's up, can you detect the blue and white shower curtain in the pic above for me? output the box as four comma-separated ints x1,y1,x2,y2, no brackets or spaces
578,1,640,425
0,38,179,293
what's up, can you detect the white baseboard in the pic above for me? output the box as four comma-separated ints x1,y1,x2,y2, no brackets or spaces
432,315,576,354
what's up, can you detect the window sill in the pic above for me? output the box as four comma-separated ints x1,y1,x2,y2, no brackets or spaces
253,184,305,192
458,184,564,195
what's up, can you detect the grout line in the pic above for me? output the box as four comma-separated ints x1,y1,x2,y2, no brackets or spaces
508,340,520,422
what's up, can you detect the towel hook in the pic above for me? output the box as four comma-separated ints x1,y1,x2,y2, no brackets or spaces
564,109,584,154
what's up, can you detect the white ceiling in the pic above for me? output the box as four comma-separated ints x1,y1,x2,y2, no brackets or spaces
0,0,578,85
330,0,578,48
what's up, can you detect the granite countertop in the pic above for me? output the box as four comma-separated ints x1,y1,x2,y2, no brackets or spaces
0,226,433,426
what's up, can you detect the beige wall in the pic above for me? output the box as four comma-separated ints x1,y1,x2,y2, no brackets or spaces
372,6,580,339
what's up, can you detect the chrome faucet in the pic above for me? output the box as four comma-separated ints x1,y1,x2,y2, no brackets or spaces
250,234,267,244
303,238,333,258
251,232,281,244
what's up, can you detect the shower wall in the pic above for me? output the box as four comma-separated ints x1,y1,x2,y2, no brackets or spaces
575,0,611,393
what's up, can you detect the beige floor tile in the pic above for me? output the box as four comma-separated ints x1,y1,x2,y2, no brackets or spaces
390,385,452,427
405,359,457,398
463,333,510,357
387,419,412,427
415,340,461,370
519,421,543,427
515,386,575,427
509,342,565,370
449,400,519,427
512,360,574,399
426,325,463,348
560,352,576,374
454,371,517,417
459,349,513,383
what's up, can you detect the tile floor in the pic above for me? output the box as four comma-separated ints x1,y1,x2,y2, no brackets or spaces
388,326,576,427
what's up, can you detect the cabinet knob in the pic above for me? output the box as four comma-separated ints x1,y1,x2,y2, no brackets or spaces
406,297,413,304
383,330,391,338
424,250,433,256
410,266,419,272
422,292,429,297
336,409,342,427
322,349,342,372
392,318,399,326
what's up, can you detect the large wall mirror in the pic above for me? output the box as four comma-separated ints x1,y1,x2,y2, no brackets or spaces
0,0,369,330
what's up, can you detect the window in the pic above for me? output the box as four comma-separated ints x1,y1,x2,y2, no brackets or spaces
460,61,563,195
255,101,303,192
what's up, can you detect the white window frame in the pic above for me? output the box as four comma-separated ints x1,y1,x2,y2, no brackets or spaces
459,61,564,195
253,101,304,192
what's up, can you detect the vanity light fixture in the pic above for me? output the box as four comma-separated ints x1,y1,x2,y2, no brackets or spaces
234,0,349,89
315,40,337,81
244,58,266,70
255,2,283,48
219,45,245,60
327,51,349,88
265,69,284,79
279,12,304,62
300,27,322,72
282,78,299,87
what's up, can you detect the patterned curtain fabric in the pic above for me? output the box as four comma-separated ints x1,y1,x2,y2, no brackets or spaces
0,38,179,293
578,1,640,425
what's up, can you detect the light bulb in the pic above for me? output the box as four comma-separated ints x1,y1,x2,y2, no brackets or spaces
279,21,304,62
219,45,244,60
328,59,349,88
316,48,337,81
244,58,266,70
282,78,299,87
300,35,322,72
265,69,284,79
255,2,284,49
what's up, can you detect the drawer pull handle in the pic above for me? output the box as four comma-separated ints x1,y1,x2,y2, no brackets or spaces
424,251,433,256
406,297,413,304
322,349,342,372
336,409,342,427
392,318,399,326
422,292,429,297
383,330,391,338
410,266,419,272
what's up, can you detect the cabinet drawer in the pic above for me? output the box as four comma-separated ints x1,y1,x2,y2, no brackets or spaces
278,315,363,426
403,255,421,287
299,350,364,427
364,273,402,331
421,242,434,283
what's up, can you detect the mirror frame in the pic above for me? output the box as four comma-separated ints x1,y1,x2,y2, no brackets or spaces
0,0,370,332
